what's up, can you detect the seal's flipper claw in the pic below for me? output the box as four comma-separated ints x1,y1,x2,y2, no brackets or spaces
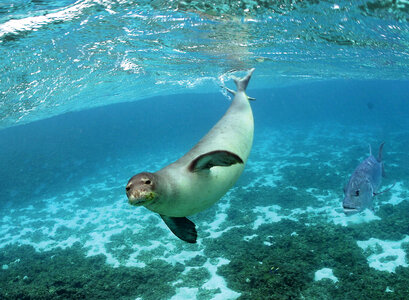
160,215,197,243
224,87,236,96
188,150,243,172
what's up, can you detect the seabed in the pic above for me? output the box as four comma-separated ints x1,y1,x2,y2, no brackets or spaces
1,124,409,299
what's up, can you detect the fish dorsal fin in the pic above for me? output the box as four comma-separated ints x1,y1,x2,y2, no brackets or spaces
160,215,197,243
188,150,243,172
377,142,385,162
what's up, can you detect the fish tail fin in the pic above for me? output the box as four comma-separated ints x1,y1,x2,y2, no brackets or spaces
377,142,385,162
231,68,255,100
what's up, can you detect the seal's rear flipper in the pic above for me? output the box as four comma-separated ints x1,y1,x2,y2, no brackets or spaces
232,68,255,92
224,68,255,101
160,215,197,243
189,150,243,172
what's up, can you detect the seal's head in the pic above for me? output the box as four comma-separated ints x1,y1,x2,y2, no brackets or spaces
126,172,157,206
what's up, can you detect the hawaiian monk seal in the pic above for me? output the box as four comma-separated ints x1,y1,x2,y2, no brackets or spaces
126,68,255,243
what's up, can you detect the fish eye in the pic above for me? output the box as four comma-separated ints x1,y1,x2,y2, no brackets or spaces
355,190,360,196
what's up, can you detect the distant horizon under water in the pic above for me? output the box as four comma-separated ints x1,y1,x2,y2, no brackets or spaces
1,1,409,299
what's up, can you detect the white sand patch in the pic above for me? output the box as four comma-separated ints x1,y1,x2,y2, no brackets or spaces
171,287,199,300
164,249,204,267
207,213,227,230
252,205,297,229
243,234,258,241
202,197,244,238
384,181,406,205
203,258,240,299
306,188,319,194
125,241,165,268
245,160,269,173
330,208,381,226
263,236,275,246
209,225,245,239
314,268,338,283
85,230,124,267
357,236,409,272
289,152,315,158
241,172,282,190
170,257,240,300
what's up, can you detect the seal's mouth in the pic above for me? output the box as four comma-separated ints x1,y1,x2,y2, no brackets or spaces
128,197,147,206
127,191,156,207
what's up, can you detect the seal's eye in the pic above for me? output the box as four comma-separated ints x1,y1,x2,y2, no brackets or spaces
145,180,151,185
355,190,360,196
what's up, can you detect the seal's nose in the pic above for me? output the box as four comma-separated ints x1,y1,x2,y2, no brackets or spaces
125,183,132,194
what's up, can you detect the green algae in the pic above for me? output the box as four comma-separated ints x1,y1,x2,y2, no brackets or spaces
185,255,207,267
379,255,399,263
402,242,409,256
54,225,74,240
0,242,180,299
176,267,211,288
363,242,383,257
280,164,342,191
197,287,222,300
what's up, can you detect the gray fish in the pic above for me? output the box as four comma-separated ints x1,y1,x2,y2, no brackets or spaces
342,143,385,215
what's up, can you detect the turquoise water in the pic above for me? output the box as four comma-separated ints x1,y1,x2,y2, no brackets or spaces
1,1,409,299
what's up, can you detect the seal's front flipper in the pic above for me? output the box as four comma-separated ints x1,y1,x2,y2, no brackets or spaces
189,150,243,172
160,215,197,243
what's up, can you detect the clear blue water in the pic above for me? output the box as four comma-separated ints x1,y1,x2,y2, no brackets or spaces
1,1,409,299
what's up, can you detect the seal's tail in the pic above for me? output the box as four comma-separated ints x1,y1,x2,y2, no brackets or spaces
232,68,255,92
225,68,256,100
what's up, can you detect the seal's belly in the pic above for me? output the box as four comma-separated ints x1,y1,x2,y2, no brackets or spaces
161,163,244,217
